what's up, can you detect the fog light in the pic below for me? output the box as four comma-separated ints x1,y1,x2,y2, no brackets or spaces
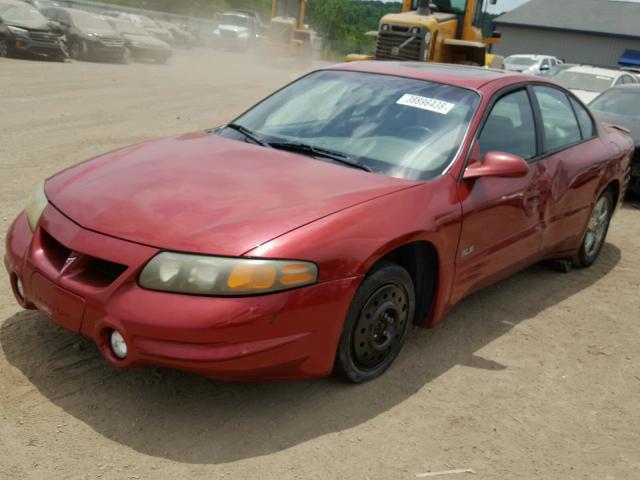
15,277,25,300
110,330,128,359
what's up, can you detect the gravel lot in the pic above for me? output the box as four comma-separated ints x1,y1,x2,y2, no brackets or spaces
1,49,639,480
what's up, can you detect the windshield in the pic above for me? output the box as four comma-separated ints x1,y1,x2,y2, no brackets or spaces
112,19,147,35
412,0,468,14
590,89,640,116
220,14,249,27
554,71,614,93
506,57,537,66
227,70,479,181
71,11,113,31
0,3,46,24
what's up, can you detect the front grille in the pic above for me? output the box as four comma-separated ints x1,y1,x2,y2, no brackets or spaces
221,30,238,40
376,30,424,61
40,229,128,288
99,37,125,48
29,31,60,45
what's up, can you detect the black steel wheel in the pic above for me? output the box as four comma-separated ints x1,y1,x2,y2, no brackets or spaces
335,262,415,383
572,188,613,268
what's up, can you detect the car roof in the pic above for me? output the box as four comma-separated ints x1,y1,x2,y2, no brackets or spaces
0,0,30,6
330,61,533,91
564,65,623,77
607,84,640,91
506,54,554,60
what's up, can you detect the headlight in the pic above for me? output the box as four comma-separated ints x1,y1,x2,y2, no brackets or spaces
25,181,48,231
8,26,30,39
238,31,249,39
139,252,318,296
130,41,143,48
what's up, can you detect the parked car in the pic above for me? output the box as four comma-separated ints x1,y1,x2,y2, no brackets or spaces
117,12,172,45
107,17,171,64
544,62,577,78
0,0,65,60
41,7,126,62
156,20,195,49
504,54,563,75
21,0,58,8
213,11,259,50
553,65,638,103
590,85,640,194
5,63,633,383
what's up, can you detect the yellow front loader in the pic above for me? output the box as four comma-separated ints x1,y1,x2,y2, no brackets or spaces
347,0,503,68
258,0,313,60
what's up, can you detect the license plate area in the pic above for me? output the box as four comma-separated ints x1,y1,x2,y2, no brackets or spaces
31,272,85,333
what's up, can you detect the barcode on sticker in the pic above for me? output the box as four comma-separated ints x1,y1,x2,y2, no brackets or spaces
396,94,455,114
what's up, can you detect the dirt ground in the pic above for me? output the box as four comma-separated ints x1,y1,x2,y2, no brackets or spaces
1,49,639,480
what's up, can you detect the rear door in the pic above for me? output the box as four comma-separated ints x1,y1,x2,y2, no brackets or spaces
451,86,547,303
532,85,610,254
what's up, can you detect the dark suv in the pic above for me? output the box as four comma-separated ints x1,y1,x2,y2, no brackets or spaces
0,0,65,60
41,7,126,62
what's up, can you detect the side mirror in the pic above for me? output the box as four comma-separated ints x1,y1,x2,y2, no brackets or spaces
464,151,529,180
540,64,550,71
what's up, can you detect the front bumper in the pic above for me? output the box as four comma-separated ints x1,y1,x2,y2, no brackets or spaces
13,36,65,58
129,45,171,61
4,205,361,380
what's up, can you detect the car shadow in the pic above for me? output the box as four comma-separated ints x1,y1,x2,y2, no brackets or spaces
0,243,621,464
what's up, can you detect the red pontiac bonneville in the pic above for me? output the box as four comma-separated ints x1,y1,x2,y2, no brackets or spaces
4,63,634,383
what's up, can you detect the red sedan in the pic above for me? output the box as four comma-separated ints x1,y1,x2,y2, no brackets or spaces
4,62,634,383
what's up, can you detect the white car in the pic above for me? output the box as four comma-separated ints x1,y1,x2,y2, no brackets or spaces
504,54,563,75
553,65,638,103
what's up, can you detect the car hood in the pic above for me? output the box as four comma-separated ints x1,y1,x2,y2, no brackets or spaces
218,24,249,34
123,33,169,48
592,110,640,143
45,133,416,256
80,28,119,37
7,19,50,30
570,89,600,104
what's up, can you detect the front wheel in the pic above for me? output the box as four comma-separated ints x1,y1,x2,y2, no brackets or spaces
572,188,614,268
334,262,415,383
68,40,83,60
0,39,10,58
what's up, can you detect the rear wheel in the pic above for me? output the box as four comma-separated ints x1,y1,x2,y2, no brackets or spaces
335,262,415,383
572,188,614,268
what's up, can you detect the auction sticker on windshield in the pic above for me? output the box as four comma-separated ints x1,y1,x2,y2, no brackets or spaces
396,94,456,115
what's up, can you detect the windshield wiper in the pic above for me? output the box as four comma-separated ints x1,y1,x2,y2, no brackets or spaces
269,142,373,173
226,123,271,147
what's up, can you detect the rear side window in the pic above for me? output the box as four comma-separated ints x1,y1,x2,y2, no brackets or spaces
478,89,537,160
570,98,595,139
533,86,581,152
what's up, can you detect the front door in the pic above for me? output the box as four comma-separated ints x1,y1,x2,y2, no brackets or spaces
451,87,548,304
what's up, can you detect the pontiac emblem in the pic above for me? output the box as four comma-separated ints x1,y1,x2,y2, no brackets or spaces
61,254,78,274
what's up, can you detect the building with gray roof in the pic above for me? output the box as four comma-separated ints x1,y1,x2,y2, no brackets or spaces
493,0,640,68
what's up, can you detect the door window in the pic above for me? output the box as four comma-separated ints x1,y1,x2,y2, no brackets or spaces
570,97,595,139
478,89,537,160
533,86,582,152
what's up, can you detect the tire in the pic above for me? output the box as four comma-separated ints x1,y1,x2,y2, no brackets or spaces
119,47,131,65
0,39,10,58
334,262,415,383
572,188,614,268
68,40,83,60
